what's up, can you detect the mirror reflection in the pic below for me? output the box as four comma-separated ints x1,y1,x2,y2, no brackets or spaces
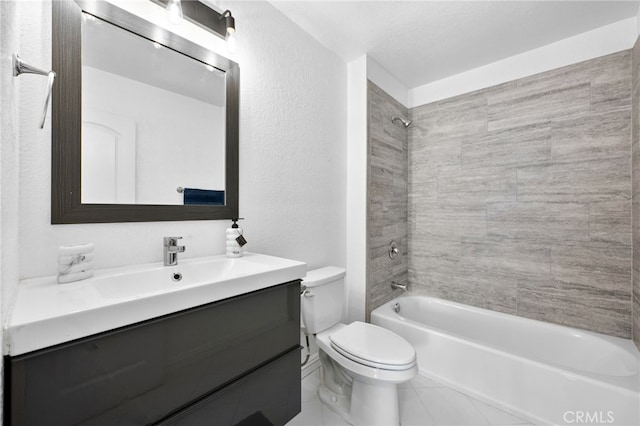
81,13,226,205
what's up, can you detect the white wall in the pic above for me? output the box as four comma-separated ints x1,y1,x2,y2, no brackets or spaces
409,16,638,107
231,1,347,269
6,0,346,324
0,0,22,415
346,55,367,323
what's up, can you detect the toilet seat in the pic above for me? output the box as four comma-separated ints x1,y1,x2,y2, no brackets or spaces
316,323,418,384
329,321,416,371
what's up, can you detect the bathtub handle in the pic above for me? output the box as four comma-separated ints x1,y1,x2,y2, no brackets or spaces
388,241,399,259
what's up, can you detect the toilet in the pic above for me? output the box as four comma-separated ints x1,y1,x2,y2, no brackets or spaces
301,266,417,426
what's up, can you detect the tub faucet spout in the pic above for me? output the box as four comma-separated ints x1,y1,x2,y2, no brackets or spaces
391,281,407,292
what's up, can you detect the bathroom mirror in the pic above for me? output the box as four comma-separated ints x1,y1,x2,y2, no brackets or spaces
52,0,239,223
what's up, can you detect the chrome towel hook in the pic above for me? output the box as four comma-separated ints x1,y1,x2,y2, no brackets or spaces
13,54,56,129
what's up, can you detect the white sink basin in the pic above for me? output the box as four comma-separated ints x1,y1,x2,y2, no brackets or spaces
94,255,291,299
6,253,306,356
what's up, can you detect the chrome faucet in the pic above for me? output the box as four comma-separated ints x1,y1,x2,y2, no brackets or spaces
163,237,185,266
391,281,408,292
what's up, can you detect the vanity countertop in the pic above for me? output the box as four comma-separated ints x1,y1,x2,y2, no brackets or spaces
5,253,306,356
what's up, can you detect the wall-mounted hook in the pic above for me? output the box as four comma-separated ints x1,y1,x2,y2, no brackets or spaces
13,54,56,129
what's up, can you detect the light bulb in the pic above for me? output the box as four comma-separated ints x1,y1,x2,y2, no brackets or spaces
225,15,235,34
166,0,183,25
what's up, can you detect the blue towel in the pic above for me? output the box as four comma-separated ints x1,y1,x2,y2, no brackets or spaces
183,188,224,205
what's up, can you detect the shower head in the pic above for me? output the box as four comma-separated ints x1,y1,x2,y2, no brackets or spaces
391,116,411,128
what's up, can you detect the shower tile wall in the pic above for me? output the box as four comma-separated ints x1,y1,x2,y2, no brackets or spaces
408,51,632,338
633,37,640,350
367,81,408,319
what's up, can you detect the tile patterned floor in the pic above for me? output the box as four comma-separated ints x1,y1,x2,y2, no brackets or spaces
287,368,535,426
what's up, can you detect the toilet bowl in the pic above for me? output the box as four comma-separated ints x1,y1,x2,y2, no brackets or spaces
301,267,417,425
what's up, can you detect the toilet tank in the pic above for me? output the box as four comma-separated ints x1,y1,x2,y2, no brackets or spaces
301,266,346,334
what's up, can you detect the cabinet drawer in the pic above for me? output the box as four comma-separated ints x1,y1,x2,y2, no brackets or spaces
160,348,301,425
7,281,300,425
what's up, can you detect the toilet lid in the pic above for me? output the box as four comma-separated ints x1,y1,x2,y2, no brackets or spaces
329,322,416,370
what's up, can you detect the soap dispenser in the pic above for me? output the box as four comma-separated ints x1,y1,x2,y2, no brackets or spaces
226,218,247,258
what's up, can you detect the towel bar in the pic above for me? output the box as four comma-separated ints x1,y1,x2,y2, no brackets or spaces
13,54,56,129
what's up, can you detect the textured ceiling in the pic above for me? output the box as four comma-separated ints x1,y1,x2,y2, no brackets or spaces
270,1,639,89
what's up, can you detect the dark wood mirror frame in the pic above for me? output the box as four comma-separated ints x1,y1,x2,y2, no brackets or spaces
51,0,239,224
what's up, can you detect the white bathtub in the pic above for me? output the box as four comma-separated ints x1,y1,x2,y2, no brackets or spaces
371,296,640,426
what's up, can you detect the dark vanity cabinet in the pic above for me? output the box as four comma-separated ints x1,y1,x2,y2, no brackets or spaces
5,281,301,425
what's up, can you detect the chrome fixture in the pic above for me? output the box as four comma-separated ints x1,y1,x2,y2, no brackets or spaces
150,0,237,41
164,236,186,266
13,54,56,129
219,9,237,52
388,240,399,259
392,302,401,313
391,116,412,128
301,286,314,298
219,10,235,36
391,281,407,292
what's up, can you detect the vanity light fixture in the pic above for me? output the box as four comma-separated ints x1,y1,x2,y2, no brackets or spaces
165,0,183,25
149,1,237,42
